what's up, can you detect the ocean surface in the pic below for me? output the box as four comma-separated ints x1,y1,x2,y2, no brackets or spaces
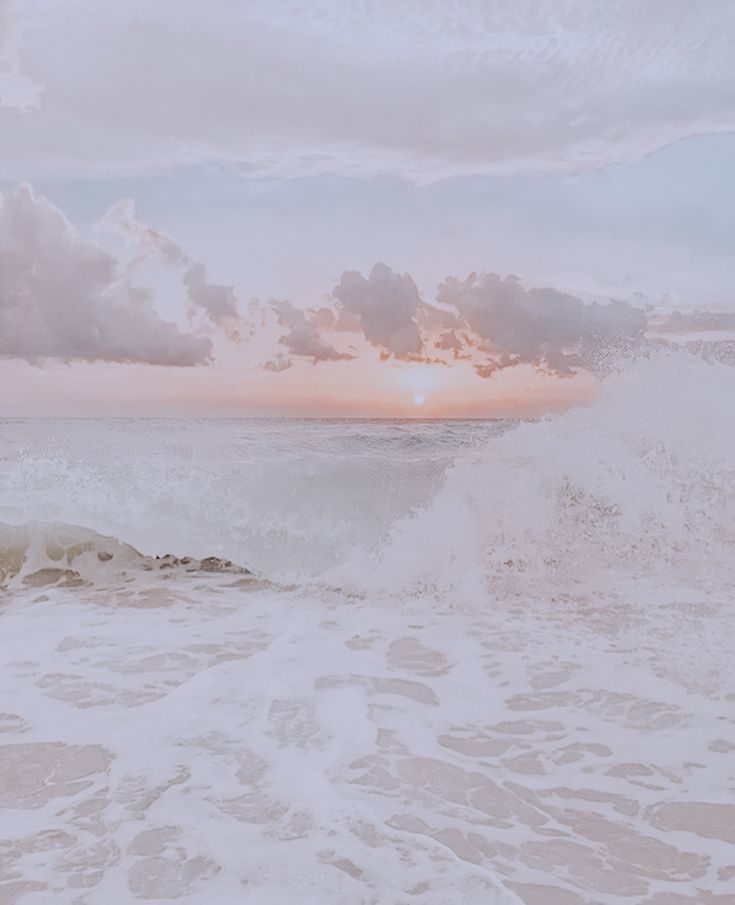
1,353,734,904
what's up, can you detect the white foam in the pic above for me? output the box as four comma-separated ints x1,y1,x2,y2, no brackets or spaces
1,348,734,901
1,568,733,902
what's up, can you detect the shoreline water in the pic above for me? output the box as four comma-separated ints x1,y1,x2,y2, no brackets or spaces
1,353,734,902
2,560,733,903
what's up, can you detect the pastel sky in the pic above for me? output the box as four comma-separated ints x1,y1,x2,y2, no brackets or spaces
2,0,734,416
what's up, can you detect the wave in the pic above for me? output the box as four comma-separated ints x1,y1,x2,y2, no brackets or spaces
1,349,733,600
332,351,735,599
0,521,251,589
0,417,483,581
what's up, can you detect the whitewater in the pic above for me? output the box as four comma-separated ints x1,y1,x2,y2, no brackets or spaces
1,351,734,905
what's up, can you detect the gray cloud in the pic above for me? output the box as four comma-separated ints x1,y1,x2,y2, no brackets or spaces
103,199,240,334
685,340,735,366
332,263,425,359
261,353,292,373
270,300,354,363
0,185,212,365
437,272,648,376
263,263,648,377
654,310,735,334
434,329,473,359
183,263,239,338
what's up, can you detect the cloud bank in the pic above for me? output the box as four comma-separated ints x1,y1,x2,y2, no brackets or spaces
1,191,726,381
437,272,648,376
2,0,735,180
653,310,735,334
262,262,648,376
0,185,212,365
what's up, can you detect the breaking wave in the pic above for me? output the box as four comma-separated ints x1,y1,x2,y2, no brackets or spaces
1,349,733,600
335,352,735,600
0,521,251,589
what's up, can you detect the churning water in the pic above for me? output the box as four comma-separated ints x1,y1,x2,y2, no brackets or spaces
1,350,734,903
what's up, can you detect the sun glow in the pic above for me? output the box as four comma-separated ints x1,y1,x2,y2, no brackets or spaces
396,364,441,412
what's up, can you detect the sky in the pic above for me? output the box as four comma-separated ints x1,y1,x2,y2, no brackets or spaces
1,0,735,417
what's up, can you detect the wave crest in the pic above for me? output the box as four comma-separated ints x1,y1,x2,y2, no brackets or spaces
329,352,735,599
0,521,251,589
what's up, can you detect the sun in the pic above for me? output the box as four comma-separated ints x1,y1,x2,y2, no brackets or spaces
395,364,438,411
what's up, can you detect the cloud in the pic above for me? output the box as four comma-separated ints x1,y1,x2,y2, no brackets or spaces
685,340,735,365
102,198,187,268
270,300,354,363
261,263,647,378
3,0,735,180
183,263,239,333
261,353,292,372
103,198,240,334
434,329,473,359
437,271,648,376
0,184,212,365
332,263,425,359
654,310,735,334
0,0,42,111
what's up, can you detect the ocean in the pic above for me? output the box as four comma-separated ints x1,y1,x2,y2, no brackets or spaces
1,352,734,904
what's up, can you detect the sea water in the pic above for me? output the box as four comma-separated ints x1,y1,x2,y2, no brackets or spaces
1,351,734,904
